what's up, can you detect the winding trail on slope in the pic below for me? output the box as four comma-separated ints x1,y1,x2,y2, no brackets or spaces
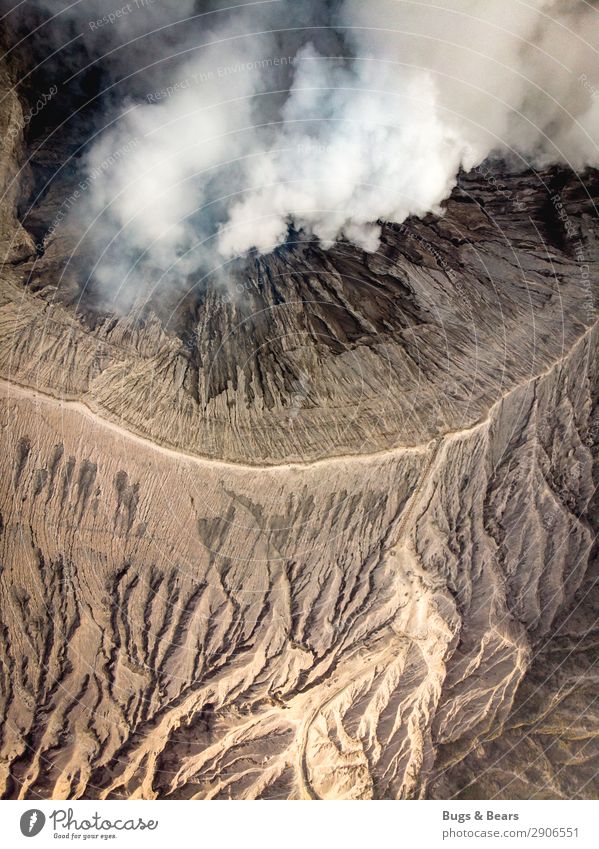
1,323,597,800
392,437,443,541
0,317,596,473
295,316,599,799
298,438,444,800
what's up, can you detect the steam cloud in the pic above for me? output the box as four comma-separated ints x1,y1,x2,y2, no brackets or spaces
29,1,599,287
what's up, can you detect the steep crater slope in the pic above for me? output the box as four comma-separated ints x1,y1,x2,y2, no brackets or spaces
0,44,598,799
1,37,598,464
5,153,598,463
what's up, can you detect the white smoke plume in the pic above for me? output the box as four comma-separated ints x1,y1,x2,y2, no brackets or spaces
37,0,599,286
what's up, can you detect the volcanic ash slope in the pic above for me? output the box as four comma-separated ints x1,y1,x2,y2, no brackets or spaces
1,58,599,798
0,319,597,798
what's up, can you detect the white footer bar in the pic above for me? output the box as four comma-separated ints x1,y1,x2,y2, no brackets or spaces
1,799,597,848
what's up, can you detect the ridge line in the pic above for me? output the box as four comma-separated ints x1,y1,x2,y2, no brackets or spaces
0,320,596,473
